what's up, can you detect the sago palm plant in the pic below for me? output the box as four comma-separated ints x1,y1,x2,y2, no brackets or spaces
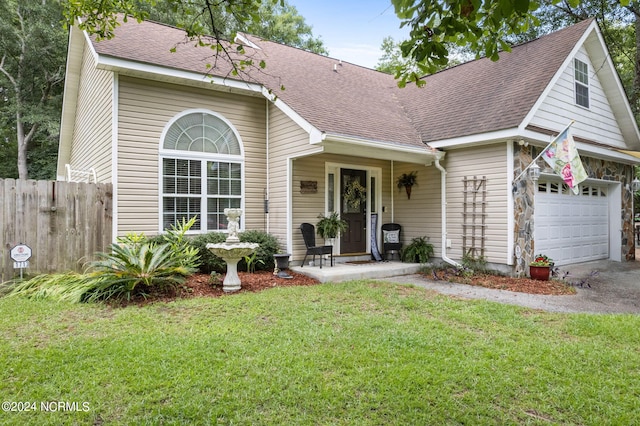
86,242,197,301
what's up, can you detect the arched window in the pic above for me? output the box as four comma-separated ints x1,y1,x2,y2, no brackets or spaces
160,111,243,232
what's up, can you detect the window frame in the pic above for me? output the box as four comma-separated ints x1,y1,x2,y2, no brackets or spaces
158,109,245,234
574,58,590,109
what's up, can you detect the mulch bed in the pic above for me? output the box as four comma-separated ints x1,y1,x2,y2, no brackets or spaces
421,270,576,295
115,267,575,307
114,271,321,306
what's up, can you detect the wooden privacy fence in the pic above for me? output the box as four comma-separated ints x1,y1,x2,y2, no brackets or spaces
1,179,112,282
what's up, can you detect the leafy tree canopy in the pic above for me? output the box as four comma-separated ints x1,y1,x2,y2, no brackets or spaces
375,35,470,75
389,0,633,86
65,0,326,54
0,0,66,179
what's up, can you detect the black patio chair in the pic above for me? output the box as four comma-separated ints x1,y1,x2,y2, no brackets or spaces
299,223,333,268
382,223,402,260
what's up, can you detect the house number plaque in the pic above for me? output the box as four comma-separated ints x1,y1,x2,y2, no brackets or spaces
300,181,317,193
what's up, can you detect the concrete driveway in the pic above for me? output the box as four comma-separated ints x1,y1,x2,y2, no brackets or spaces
384,258,640,314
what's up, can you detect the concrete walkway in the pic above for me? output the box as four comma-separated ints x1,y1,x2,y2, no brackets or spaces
292,253,640,314
290,260,422,283
382,258,640,314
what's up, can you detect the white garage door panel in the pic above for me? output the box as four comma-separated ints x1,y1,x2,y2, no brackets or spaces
534,182,609,266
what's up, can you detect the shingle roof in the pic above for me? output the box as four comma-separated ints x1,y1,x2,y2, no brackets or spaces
396,19,593,142
90,18,593,147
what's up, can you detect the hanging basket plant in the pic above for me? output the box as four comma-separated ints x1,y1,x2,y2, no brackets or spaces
396,171,418,199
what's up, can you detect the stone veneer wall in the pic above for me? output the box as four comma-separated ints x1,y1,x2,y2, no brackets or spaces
513,144,635,276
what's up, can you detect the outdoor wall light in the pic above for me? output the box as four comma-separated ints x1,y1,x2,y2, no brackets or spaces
529,162,541,183
633,177,640,192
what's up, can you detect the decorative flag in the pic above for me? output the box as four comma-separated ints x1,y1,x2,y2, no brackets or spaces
541,127,587,194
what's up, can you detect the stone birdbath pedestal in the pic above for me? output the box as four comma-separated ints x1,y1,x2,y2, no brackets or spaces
206,209,259,293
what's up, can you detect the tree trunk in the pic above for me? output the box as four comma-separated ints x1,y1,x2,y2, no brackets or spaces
16,112,28,180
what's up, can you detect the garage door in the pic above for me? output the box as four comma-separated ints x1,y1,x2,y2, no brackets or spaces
534,181,609,266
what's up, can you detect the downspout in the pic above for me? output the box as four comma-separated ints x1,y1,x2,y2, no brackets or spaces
265,99,270,233
435,157,463,268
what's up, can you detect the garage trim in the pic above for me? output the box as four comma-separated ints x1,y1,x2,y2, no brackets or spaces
534,174,621,265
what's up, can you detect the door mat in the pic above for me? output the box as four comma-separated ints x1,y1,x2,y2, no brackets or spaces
344,260,377,265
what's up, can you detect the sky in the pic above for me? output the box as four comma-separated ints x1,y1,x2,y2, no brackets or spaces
288,0,410,69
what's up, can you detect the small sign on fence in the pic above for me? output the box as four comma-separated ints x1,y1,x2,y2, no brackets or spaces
10,244,32,263
10,244,32,278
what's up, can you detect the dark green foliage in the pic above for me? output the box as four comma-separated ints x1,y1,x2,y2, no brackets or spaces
401,236,434,264
192,230,281,273
86,242,198,301
190,232,228,273
159,216,201,270
7,225,200,303
239,230,280,272
5,240,199,303
315,212,348,239
0,0,67,179
461,252,489,274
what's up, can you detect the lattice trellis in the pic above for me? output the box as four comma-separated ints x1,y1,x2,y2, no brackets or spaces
462,176,487,259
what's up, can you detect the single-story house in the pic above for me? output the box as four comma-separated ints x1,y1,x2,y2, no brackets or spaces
57,17,640,275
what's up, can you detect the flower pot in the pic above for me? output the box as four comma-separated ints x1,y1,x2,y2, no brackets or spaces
273,253,292,279
529,265,550,281
273,253,290,271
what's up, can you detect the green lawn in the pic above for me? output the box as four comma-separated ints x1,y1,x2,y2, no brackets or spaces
1,280,639,425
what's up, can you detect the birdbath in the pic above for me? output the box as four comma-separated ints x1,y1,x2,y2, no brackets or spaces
206,209,259,293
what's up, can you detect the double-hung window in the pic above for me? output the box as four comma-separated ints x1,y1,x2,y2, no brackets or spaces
574,58,590,108
160,111,243,232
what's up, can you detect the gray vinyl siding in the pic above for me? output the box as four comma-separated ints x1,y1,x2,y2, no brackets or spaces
289,151,404,262
530,46,625,147
68,47,113,182
442,143,509,263
391,163,442,257
291,155,326,260
266,105,318,250
117,76,266,236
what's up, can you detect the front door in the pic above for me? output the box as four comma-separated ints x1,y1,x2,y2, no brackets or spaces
340,169,367,253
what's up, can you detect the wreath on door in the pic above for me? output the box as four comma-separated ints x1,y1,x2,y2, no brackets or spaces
344,178,366,209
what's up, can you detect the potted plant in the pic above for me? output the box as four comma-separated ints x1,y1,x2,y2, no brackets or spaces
529,254,553,281
401,236,434,264
316,212,348,244
396,171,418,199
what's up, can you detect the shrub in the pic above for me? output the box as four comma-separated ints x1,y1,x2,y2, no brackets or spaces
401,236,434,264
461,252,489,275
191,230,281,273
6,220,202,303
5,242,197,303
239,230,280,272
190,232,228,273
86,242,197,301
159,217,201,270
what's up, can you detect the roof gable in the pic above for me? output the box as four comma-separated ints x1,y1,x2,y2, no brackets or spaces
396,19,595,143
91,18,425,147
82,17,639,151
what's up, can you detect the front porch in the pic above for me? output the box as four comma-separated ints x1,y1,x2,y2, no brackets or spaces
290,260,422,283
